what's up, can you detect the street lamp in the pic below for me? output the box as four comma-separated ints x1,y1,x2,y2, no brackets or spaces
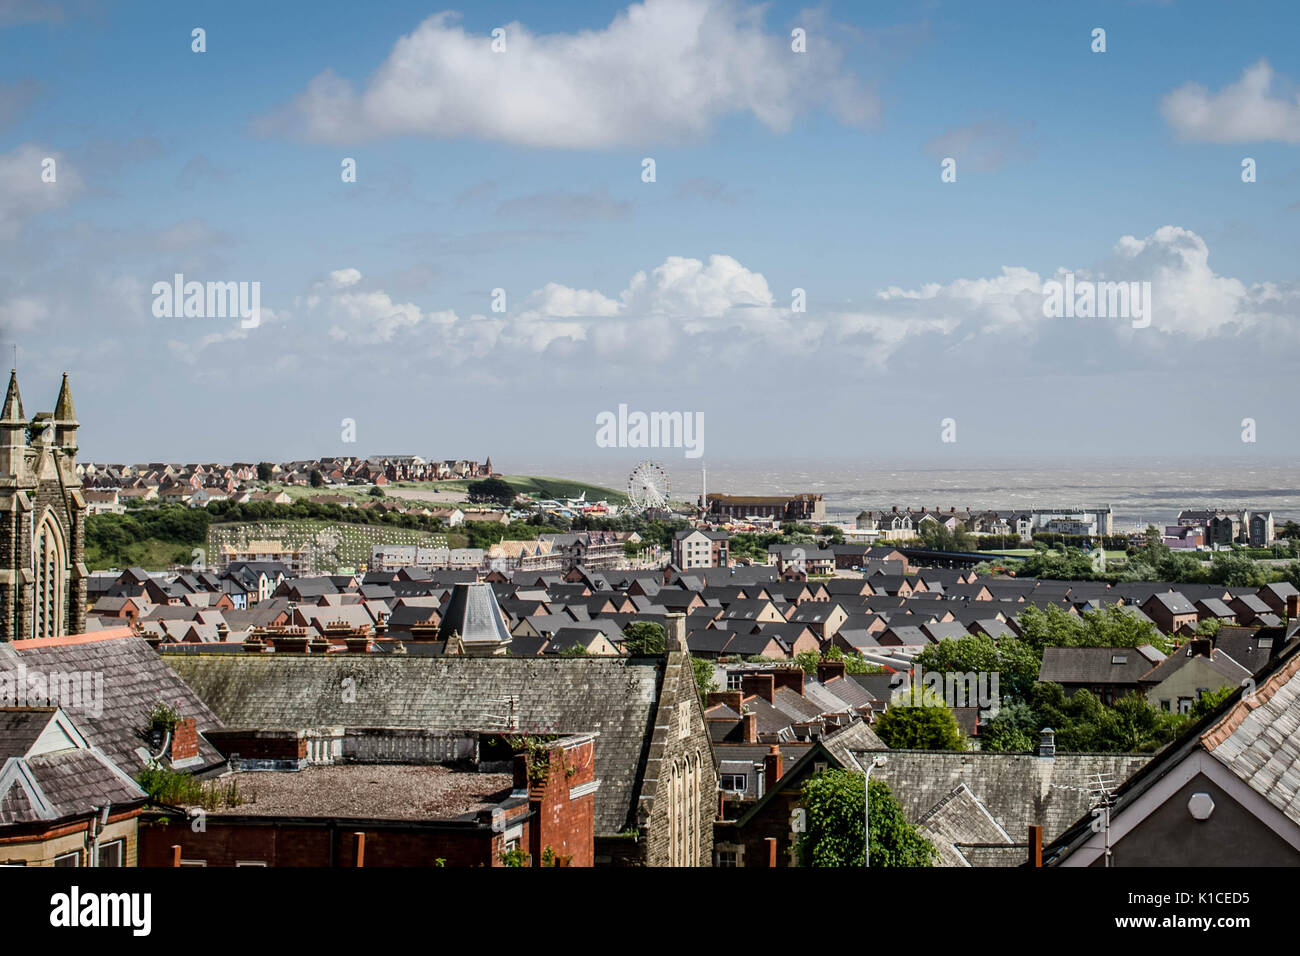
852,754,887,868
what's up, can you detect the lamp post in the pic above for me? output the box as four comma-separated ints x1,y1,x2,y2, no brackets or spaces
859,755,887,868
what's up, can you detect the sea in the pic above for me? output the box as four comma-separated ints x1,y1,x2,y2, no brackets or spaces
509,456,1300,531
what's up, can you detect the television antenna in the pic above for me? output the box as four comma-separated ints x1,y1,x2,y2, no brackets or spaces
475,694,521,731
1052,771,1118,866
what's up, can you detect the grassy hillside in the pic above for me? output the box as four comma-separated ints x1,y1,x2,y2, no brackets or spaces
434,474,629,505
276,474,628,506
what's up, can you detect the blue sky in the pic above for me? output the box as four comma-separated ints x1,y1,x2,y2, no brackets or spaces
2,0,1298,469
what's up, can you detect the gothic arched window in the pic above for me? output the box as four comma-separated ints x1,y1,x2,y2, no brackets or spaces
34,513,67,639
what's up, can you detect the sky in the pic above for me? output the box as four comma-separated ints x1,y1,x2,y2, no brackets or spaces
1,0,1298,471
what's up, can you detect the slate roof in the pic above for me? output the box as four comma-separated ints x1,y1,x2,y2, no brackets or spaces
916,783,1014,867
1,630,226,774
861,748,1151,845
438,582,513,646
163,654,665,835
1,747,147,826
1038,646,1166,686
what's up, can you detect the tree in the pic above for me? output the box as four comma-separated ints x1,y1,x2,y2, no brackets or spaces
467,477,516,506
793,650,820,675
309,470,324,488
691,657,717,700
798,770,935,867
873,691,966,750
623,621,666,656
368,486,385,497
1013,603,1170,656
256,462,274,482
1207,550,1268,588
979,701,1041,752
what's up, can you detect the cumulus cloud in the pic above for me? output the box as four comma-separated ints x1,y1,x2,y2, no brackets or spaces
96,228,1299,387
1162,60,1300,143
259,0,877,148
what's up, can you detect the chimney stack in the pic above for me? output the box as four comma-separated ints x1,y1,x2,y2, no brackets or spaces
1038,728,1056,758
169,718,198,762
741,672,775,704
708,690,744,713
763,745,783,789
817,659,847,684
741,712,757,743
1288,593,1299,620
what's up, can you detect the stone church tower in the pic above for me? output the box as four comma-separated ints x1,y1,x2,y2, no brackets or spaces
0,370,87,641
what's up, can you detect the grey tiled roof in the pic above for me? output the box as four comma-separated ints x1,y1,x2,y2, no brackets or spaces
917,784,1014,867
438,582,513,646
163,654,664,835
1,632,225,774
2,747,147,825
861,749,1150,843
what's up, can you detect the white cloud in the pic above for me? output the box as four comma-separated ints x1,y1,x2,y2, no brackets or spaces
138,228,1300,381
260,0,876,148
1162,60,1300,143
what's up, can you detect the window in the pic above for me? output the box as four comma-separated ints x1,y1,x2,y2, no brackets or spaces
716,844,742,867
97,840,124,868
720,774,747,792
53,851,80,867
33,514,68,640
179,859,207,867
1111,655,1127,665
235,860,267,867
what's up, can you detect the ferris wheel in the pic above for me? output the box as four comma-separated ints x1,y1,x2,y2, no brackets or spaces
626,461,671,513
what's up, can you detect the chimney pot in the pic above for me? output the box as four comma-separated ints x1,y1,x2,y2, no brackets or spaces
1038,727,1056,758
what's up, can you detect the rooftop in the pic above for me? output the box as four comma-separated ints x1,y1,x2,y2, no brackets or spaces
198,764,514,821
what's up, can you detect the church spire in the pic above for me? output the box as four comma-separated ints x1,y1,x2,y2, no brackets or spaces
54,372,76,423
1,369,24,423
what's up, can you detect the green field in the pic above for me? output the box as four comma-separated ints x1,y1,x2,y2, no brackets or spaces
393,474,629,506
273,474,629,507
86,539,196,572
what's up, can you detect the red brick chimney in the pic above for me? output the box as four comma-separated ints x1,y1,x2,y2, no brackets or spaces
816,659,847,683
707,690,744,713
741,672,775,704
1288,593,1299,620
771,668,805,695
763,745,783,789
741,712,757,743
170,718,198,762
